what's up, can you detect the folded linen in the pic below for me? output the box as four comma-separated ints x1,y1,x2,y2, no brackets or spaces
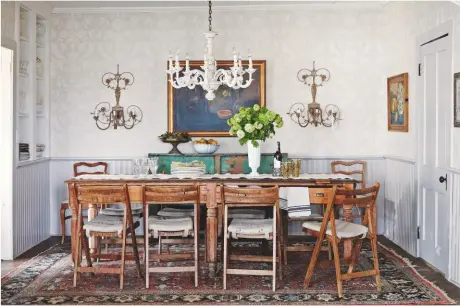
285,187,313,218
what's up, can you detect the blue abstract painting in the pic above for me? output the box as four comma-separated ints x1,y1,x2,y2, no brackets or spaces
168,60,266,136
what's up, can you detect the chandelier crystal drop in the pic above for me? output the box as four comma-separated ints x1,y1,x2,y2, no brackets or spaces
166,1,256,101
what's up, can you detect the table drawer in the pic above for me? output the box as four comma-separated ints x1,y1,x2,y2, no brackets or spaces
309,188,332,204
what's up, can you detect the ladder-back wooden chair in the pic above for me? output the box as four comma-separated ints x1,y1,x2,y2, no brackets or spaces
331,160,367,222
143,184,200,288
222,186,282,292
72,184,142,290
303,183,381,298
60,162,108,243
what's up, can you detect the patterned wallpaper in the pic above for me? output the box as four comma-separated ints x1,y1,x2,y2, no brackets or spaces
50,7,393,158
49,2,459,163
1,1,15,40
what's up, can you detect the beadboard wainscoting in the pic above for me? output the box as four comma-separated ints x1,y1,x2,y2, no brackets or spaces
49,156,386,236
14,160,50,257
384,157,417,257
449,172,460,287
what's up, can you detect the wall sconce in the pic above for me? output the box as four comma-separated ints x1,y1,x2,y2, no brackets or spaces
91,65,143,130
287,61,341,127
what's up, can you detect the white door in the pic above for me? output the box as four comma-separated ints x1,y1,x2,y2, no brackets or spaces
0,46,15,260
417,24,452,275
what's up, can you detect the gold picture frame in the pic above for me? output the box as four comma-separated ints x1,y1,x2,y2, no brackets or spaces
167,60,266,137
387,73,409,132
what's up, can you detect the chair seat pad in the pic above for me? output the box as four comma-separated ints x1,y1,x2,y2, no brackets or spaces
148,216,193,238
302,219,368,239
100,204,143,216
84,214,140,234
290,213,324,221
158,207,194,218
228,218,273,239
228,208,266,219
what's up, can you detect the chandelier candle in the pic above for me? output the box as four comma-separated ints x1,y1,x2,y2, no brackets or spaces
166,1,256,101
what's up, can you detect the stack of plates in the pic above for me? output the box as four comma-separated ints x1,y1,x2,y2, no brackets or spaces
170,161,206,178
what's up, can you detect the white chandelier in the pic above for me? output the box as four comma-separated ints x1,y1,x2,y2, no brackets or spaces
166,1,256,101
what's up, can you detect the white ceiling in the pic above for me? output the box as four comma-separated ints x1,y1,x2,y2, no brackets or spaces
48,1,336,9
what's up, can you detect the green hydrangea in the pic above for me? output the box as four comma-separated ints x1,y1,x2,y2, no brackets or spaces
227,104,284,146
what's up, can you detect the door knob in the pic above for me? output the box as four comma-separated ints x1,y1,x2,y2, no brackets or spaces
439,175,447,183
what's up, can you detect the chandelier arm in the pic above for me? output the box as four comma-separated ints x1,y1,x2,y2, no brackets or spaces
237,73,254,89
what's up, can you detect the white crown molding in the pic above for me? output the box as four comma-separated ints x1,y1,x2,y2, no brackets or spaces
52,2,385,14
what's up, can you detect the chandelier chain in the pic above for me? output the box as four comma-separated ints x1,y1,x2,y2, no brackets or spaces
208,0,212,31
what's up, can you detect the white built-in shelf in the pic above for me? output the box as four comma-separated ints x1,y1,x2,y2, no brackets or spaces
15,4,50,165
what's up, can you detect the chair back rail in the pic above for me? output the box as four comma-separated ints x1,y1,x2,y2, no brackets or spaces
223,186,279,207
331,160,367,188
142,184,200,205
75,184,129,205
73,162,109,177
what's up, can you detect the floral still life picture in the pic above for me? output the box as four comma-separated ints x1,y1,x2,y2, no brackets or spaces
387,73,409,132
168,60,266,137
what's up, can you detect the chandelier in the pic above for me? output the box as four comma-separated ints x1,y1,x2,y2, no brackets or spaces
91,65,143,130
287,61,341,127
166,1,255,101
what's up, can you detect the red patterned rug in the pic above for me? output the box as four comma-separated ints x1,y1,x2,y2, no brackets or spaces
1,241,454,305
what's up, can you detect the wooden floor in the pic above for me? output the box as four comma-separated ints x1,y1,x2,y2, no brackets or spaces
2,235,460,303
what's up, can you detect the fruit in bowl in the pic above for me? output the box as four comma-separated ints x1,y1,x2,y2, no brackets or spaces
192,138,219,154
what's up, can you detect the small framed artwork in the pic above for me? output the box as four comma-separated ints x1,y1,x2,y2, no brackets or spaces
454,72,460,127
167,60,266,137
387,73,409,132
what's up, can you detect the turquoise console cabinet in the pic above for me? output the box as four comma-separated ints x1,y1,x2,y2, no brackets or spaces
147,153,288,175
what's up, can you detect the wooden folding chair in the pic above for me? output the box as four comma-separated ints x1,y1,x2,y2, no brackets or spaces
143,184,200,288
331,160,367,221
303,183,381,298
222,186,282,292
72,183,142,290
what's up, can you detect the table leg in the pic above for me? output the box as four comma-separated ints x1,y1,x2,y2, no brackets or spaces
87,204,98,255
205,183,218,277
342,183,355,258
68,183,80,265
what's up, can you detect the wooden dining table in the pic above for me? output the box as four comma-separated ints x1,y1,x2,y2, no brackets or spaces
65,173,358,277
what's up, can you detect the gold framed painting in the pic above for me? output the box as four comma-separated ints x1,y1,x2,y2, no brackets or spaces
167,60,266,137
387,73,409,132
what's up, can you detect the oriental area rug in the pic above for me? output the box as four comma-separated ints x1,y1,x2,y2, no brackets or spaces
1,241,454,305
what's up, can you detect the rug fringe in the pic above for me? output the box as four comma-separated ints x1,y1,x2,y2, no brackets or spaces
377,241,456,304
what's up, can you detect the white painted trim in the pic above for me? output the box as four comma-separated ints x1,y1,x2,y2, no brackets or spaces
384,156,416,164
51,2,384,14
1,43,16,260
16,157,50,168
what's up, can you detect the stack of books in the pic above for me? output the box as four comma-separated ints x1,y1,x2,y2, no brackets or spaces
170,160,206,178
19,143,30,161
36,143,45,158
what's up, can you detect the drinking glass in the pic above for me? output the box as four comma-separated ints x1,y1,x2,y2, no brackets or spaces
282,162,290,178
132,158,143,175
148,157,159,175
293,159,301,177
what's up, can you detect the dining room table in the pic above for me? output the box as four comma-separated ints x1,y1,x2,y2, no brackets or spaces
65,173,358,277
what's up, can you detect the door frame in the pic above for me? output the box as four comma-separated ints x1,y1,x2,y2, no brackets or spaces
415,20,453,265
1,36,17,260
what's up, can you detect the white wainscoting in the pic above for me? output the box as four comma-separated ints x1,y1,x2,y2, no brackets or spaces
449,172,460,287
14,160,50,257
50,156,386,236
384,157,417,257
